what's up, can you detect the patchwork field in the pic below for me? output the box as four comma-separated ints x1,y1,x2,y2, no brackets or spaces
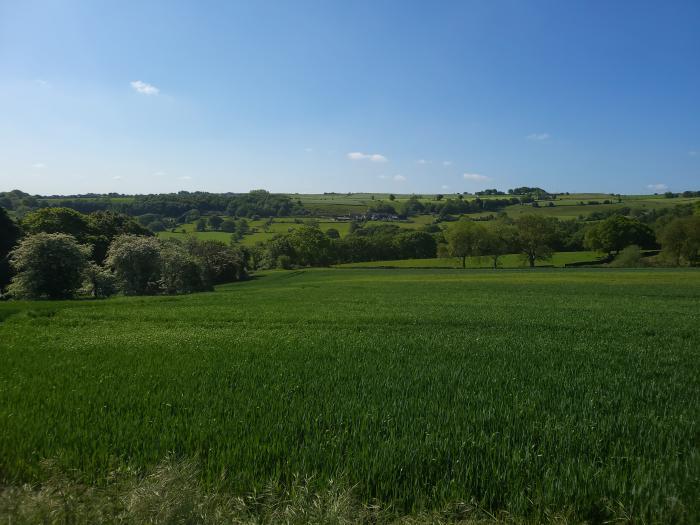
1,269,699,522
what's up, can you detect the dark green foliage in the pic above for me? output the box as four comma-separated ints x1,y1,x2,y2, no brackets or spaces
515,215,557,267
289,226,334,266
584,215,656,255
208,215,223,230
0,207,21,288
160,241,206,294
444,220,487,268
183,237,247,285
392,231,437,259
659,215,700,265
22,207,91,241
325,228,340,239
22,208,151,263
367,202,396,214
105,235,163,295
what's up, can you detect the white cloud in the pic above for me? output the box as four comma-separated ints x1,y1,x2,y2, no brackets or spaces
647,183,667,191
463,173,490,181
178,176,192,181
689,151,698,157
416,159,428,164
347,152,387,162
130,80,159,95
305,147,313,152
153,171,166,176
442,161,452,166
393,174,406,182
527,133,550,141
378,174,387,179
112,176,123,180
441,185,449,190
35,79,50,87
31,163,46,169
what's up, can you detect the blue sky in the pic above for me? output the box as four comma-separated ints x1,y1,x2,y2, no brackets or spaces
1,0,698,195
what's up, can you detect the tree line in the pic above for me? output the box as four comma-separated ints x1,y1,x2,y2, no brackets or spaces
1,201,698,299
248,210,698,269
0,189,304,222
1,207,247,299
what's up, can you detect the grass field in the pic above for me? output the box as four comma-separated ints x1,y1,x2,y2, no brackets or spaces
1,269,699,522
158,216,436,246
335,251,603,269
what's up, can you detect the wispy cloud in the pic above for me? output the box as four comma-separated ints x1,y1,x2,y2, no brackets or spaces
647,183,667,191
378,174,387,179
304,147,314,152
31,163,46,169
393,174,406,182
347,152,388,162
153,171,166,176
416,159,428,165
112,176,123,180
442,161,452,166
463,173,490,181
527,133,550,141
689,151,698,157
178,176,192,181
441,185,449,190
130,80,159,95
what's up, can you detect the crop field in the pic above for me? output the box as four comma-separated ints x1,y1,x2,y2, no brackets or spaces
1,269,699,522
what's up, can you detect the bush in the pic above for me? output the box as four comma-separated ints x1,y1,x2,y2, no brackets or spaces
277,254,293,269
105,235,162,295
609,245,647,268
8,233,90,299
81,262,118,298
183,238,247,286
160,241,205,294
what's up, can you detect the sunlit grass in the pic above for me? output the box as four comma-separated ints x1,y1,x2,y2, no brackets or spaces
1,268,698,522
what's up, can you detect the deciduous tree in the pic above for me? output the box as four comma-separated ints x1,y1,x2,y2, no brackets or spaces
8,233,90,299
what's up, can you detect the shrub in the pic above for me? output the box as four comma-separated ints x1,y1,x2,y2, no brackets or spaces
160,241,205,294
81,263,118,298
609,245,647,268
105,235,162,295
277,254,293,269
8,233,90,299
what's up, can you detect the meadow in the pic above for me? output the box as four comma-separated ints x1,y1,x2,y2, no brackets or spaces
335,251,603,269
1,269,699,523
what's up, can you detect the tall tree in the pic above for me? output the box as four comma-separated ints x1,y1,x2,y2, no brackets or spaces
392,230,437,259
22,207,91,241
659,215,700,266
584,215,655,255
444,221,487,268
482,222,517,269
515,215,557,267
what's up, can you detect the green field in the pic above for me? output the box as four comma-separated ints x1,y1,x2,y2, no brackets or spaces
335,251,603,269
1,268,698,522
158,216,436,246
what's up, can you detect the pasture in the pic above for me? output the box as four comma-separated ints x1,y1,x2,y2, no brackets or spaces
1,269,699,523
335,251,603,268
